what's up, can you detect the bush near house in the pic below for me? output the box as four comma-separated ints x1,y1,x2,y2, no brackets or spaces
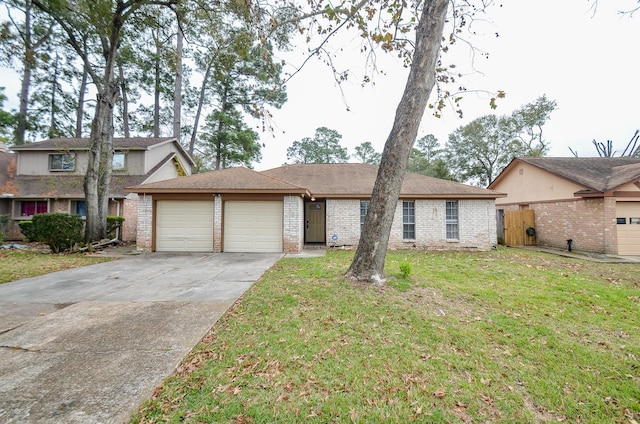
107,215,125,239
19,213,84,253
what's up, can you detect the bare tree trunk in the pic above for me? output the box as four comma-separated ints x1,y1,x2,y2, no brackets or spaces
76,64,88,138
16,1,34,145
47,54,58,138
188,61,212,157
153,36,161,138
173,26,183,140
346,0,449,284
118,60,130,138
84,81,118,242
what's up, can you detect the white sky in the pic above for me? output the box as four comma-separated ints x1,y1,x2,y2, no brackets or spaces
1,0,639,172
259,0,640,170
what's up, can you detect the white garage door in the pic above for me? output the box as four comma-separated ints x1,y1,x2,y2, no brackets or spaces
224,201,283,252
156,200,214,252
616,201,640,255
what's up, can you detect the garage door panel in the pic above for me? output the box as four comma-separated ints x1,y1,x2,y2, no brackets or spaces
224,201,282,252
616,201,640,255
157,200,214,252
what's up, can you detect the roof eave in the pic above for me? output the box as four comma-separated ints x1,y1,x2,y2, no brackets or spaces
126,187,310,195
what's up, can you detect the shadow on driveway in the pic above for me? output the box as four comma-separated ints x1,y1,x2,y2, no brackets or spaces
0,252,282,424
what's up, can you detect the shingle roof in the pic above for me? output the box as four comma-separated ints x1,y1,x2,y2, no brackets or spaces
500,157,640,193
262,163,502,198
12,174,150,198
128,163,504,198
127,166,309,194
10,137,177,151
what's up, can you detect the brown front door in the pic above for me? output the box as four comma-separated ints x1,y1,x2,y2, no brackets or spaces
305,202,325,243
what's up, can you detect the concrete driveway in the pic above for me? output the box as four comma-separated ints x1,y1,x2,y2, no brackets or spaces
0,252,283,424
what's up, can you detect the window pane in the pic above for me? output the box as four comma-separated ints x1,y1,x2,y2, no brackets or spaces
21,201,48,216
75,201,87,217
403,201,415,240
360,201,370,232
49,154,74,171
113,153,126,170
446,201,459,239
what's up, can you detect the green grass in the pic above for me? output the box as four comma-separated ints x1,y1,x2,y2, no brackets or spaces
0,249,115,284
132,248,640,423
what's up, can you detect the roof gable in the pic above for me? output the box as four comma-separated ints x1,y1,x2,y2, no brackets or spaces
490,157,640,193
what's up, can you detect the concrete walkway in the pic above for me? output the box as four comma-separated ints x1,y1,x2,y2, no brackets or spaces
0,252,282,424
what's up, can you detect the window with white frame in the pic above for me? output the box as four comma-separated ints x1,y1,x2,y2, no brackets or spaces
403,201,415,240
446,201,459,240
360,200,369,232
49,153,75,171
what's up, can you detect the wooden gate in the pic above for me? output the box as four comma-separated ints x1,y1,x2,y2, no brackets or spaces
504,210,536,246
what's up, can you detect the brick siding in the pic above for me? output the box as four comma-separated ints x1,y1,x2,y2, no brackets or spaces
283,195,303,252
121,196,138,241
136,194,153,252
326,198,497,251
501,198,618,254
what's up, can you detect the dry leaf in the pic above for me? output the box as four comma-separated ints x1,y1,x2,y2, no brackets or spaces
434,387,446,398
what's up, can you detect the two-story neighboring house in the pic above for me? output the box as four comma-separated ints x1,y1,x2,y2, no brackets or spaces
0,137,194,242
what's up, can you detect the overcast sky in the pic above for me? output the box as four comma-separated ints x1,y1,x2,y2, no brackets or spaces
260,0,640,170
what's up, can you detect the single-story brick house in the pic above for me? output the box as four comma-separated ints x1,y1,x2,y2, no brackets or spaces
127,163,505,253
488,157,640,255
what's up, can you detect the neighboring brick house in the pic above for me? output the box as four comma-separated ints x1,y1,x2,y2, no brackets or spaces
488,157,640,255
128,163,504,253
0,138,194,241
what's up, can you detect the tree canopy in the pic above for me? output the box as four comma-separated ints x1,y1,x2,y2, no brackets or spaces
286,127,349,164
446,96,557,187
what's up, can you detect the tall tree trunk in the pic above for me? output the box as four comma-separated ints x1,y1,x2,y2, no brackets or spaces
153,35,161,138
16,0,34,145
84,13,123,242
47,54,58,138
76,64,88,138
346,0,449,284
173,26,183,140
118,59,130,138
189,61,212,157
84,80,118,242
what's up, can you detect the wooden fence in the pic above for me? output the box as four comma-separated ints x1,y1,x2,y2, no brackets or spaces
504,210,536,246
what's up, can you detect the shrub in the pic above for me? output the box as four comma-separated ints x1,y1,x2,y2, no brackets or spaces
0,214,7,243
107,216,125,239
399,261,412,279
30,213,84,253
18,220,35,242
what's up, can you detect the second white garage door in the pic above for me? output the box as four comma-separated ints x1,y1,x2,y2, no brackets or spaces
224,201,283,252
156,200,214,252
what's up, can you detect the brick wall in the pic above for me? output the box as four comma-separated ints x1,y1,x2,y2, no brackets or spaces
325,198,497,251
325,199,360,247
283,195,303,252
136,194,152,252
388,199,496,250
508,198,618,254
121,195,138,241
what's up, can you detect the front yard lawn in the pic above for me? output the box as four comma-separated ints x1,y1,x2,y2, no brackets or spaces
132,248,639,423
0,249,115,284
